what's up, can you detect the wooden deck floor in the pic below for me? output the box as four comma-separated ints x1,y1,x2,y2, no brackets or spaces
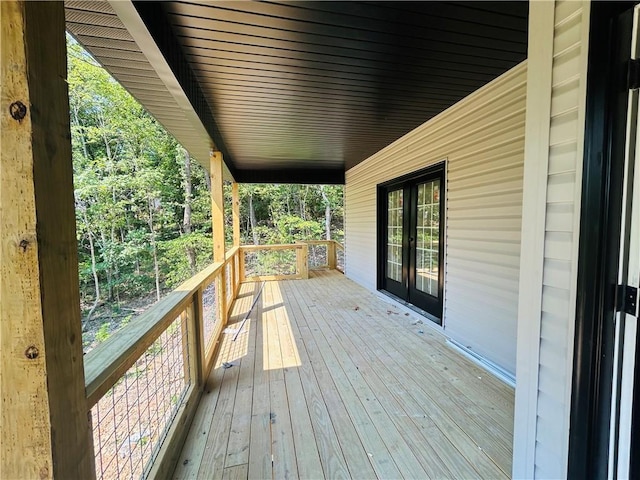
173,270,514,479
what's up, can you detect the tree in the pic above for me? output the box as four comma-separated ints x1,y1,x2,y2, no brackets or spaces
67,38,344,347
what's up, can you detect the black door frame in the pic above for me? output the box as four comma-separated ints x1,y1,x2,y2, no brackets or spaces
569,2,638,478
377,162,445,323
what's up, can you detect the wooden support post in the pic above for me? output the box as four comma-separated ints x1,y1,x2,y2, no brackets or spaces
209,152,227,325
180,301,200,387
232,182,240,247
1,2,95,478
239,248,246,283
227,260,235,316
296,244,309,280
328,241,337,270
194,287,208,385
210,151,225,263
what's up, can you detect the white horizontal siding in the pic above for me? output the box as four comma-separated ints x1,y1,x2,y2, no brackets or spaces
533,2,590,478
345,62,527,375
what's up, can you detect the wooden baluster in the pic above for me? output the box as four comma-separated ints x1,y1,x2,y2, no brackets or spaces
239,248,246,283
297,244,309,280
328,241,337,270
193,287,206,385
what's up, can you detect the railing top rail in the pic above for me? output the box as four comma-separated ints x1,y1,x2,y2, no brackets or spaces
239,243,305,251
84,259,225,408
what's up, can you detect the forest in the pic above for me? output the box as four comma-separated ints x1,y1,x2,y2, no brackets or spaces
67,40,344,350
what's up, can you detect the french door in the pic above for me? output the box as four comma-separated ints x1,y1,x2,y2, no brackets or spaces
609,6,640,478
379,164,445,323
569,4,640,478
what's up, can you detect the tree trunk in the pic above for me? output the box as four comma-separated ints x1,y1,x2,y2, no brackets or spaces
100,228,113,300
181,149,197,274
321,186,331,240
148,199,161,302
249,192,259,245
203,166,211,192
152,238,161,302
71,105,90,160
80,206,100,329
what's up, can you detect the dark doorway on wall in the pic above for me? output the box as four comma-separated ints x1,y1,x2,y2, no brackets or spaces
569,2,639,479
377,163,445,323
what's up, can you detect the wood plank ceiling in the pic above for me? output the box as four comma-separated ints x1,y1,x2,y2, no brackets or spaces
66,1,528,184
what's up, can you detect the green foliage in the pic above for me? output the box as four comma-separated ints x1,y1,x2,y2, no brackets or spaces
159,233,213,288
68,38,344,339
95,323,111,343
236,184,344,245
68,37,213,309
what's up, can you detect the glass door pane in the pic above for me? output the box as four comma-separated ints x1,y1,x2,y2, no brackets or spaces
386,189,403,282
415,179,440,297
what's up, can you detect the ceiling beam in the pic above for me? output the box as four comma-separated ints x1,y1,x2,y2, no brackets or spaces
234,168,345,185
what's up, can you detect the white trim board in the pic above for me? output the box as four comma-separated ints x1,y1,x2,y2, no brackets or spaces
512,1,555,478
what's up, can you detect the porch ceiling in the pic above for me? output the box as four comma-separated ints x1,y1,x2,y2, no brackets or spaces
65,1,528,184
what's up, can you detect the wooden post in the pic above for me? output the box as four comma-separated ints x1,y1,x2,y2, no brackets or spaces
210,151,225,263
210,151,227,325
328,241,337,270
227,260,235,316
232,182,240,247
296,244,309,280
239,248,246,283
1,2,95,478
180,301,200,387
194,287,207,385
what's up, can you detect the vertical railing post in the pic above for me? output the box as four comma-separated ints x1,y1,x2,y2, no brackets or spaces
328,240,337,270
181,300,201,388
210,151,227,327
233,251,239,296
1,2,95,477
210,152,225,263
227,259,235,316
193,288,206,385
239,247,246,283
296,244,309,279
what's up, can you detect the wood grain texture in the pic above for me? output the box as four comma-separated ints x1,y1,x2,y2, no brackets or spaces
174,271,514,479
1,2,94,478
1,3,53,476
211,151,225,263
296,244,309,280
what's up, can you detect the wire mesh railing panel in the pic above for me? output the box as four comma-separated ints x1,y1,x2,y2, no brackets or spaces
202,277,220,352
307,243,328,269
243,249,297,278
92,315,189,480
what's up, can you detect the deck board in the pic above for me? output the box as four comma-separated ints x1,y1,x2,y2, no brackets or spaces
174,270,514,479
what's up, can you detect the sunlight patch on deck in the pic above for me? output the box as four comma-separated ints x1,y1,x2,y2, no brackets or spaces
263,281,302,370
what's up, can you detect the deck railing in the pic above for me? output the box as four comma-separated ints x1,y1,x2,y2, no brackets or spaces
84,240,342,479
